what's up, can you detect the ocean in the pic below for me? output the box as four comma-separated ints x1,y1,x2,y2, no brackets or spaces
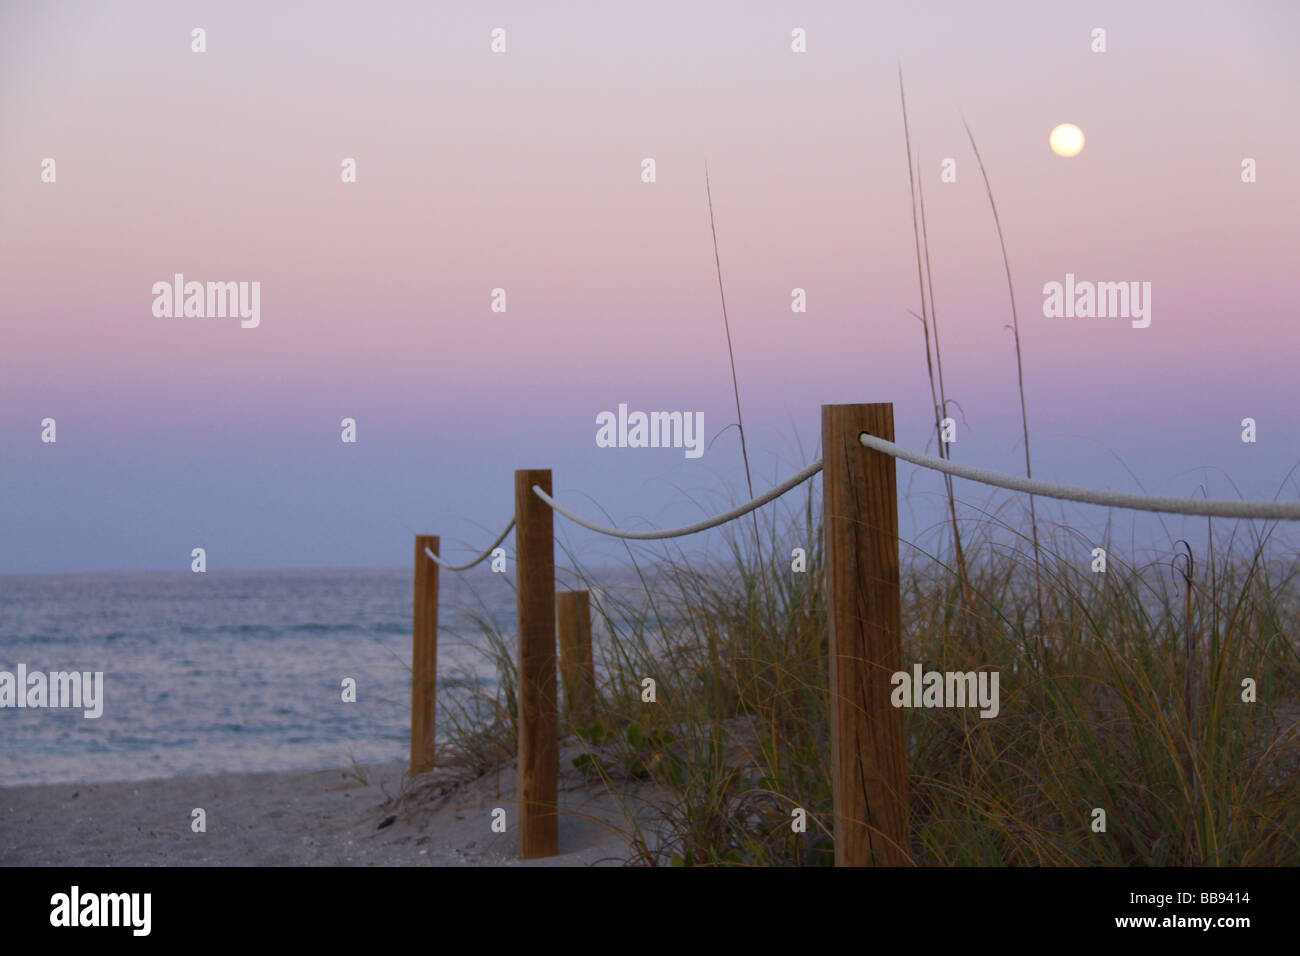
0,569,522,787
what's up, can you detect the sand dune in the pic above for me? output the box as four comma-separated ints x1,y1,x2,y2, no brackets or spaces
1,756,654,867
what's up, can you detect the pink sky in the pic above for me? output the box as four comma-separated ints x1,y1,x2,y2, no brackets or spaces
2,1,1298,572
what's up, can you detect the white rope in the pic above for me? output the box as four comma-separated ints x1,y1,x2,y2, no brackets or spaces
426,434,1294,561
531,461,824,540
424,519,516,571
859,433,1300,520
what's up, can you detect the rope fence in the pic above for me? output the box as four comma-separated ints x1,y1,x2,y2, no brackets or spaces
530,459,824,540
424,518,515,571
423,437,1298,562
858,432,1300,521
408,400,1300,866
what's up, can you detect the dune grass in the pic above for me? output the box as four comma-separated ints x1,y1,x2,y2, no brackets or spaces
433,484,1300,866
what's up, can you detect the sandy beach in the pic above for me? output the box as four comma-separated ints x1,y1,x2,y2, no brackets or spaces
1,749,655,867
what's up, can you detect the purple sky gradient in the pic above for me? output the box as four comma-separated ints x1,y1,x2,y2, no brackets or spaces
2,1,1298,573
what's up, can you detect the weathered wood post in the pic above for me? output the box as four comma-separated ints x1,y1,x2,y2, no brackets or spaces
557,589,595,729
516,470,558,858
411,534,439,776
822,403,910,865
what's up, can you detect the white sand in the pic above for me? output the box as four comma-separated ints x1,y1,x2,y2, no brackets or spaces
1,751,660,867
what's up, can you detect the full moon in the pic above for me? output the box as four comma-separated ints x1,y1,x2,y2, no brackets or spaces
1049,123,1085,158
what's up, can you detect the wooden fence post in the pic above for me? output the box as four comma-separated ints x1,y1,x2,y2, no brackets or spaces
822,403,910,865
411,534,439,776
557,589,595,729
516,469,558,858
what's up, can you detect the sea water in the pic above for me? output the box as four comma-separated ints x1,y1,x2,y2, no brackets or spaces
0,569,516,786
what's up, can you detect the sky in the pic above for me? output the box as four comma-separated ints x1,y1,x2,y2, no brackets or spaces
2,0,1298,574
